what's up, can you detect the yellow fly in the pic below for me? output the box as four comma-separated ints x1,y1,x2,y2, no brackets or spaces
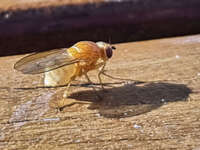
14,41,116,98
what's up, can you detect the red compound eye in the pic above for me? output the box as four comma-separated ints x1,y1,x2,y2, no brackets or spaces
106,47,113,58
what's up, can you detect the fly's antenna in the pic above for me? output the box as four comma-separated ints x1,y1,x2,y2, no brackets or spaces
108,36,116,50
108,36,111,45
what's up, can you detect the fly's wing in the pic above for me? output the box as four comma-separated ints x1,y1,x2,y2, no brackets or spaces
14,48,80,74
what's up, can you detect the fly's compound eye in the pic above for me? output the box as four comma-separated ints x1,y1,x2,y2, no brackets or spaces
106,47,113,58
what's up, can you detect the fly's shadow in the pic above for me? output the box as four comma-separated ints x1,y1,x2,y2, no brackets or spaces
68,82,191,118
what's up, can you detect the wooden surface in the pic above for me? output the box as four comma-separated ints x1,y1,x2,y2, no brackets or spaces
1,35,200,149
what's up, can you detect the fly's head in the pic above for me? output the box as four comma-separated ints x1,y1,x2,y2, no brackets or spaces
96,41,116,60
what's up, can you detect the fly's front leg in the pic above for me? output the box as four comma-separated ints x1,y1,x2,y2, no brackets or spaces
85,73,102,100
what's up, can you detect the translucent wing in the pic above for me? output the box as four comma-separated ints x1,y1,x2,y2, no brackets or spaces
14,48,80,74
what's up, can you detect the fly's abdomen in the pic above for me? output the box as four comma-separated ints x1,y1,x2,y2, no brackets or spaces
44,64,77,86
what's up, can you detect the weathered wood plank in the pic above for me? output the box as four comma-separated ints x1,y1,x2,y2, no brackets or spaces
0,35,200,149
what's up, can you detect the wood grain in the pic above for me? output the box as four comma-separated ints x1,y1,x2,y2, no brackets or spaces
0,35,200,149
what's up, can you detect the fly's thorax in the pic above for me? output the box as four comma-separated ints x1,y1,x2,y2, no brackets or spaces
69,41,101,62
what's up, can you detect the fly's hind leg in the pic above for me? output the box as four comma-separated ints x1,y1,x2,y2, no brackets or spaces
50,81,72,112
85,73,102,100
63,80,72,98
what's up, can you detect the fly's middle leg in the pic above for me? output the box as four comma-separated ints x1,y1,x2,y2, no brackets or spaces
98,63,106,91
85,73,102,100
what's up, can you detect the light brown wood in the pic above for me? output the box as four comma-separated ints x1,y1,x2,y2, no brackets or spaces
0,0,104,11
1,35,200,149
